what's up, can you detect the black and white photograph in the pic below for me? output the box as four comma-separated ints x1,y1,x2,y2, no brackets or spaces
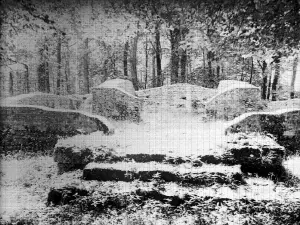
0,0,300,224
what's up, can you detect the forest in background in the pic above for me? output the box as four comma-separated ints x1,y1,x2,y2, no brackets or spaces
1,0,300,100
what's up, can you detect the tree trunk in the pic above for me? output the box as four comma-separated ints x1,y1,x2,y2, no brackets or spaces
170,28,180,84
23,64,29,94
145,35,148,89
131,34,139,90
111,54,117,76
38,64,45,92
272,56,281,101
260,60,268,99
249,57,254,84
291,54,298,99
152,53,156,87
180,49,187,83
267,72,272,100
65,57,71,94
102,59,109,83
44,41,50,93
124,41,129,77
155,22,162,87
38,63,50,93
38,40,50,93
207,50,214,87
216,65,220,80
9,71,13,96
203,49,206,74
240,58,244,81
82,38,90,94
56,34,62,95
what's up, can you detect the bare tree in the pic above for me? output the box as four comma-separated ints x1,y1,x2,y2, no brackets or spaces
131,34,139,90
291,54,298,99
271,53,281,101
123,41,129,77
56,34,62,95
82,38,90,94
155,22,162,87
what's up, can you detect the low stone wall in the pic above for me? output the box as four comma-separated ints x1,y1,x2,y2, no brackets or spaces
225,108,300,154
92,80,143,122
222,133,285,176
205,82,262,120
1,92,82,110
99,78,136,95
53,143,118,173
1,105,113,134
267,98,300,111
136,83,217,113
0,105,114,154
136,83,217,104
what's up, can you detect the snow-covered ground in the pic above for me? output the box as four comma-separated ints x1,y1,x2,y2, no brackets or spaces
59,107,229,158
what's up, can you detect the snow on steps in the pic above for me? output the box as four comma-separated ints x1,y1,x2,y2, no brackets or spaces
82,161,244,186
54,132,285,177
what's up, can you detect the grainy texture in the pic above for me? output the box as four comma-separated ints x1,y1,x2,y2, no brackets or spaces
205,81,262,120
0,105,113,134
92,79,143,122
1,92,82,110
53,144,119,173
222,133,285,176
136,83,217,113
0,105,114,154
225,109,300,155
225,109,300,138
83,162,244,185
98,78,137,95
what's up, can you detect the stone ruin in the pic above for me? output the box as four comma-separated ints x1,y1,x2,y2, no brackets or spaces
1,92,82,110
205,80,263,120
225,108,300,154
0,105,114,155
135,80,263,120
92,79,143,122
136,83,217,113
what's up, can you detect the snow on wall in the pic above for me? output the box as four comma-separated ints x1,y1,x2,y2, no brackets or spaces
0,104,114,135
1,92,83,110
92,79,143,122
205,81,262,120
225,108,300,138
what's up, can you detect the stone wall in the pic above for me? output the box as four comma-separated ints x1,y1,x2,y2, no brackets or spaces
92,79,142,122
225,108,300,154
1,92,82,110
267,98,300,111
0,105,114,134
136,83,217,103
223,133,285,176
99,78,136,95
0,105,114,154
205,81,262,120
136,83,217,113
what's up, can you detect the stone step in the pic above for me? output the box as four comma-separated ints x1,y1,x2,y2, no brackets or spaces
54,132,285,178
46,184,300,224
125,153,221,165
82,162,244,186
